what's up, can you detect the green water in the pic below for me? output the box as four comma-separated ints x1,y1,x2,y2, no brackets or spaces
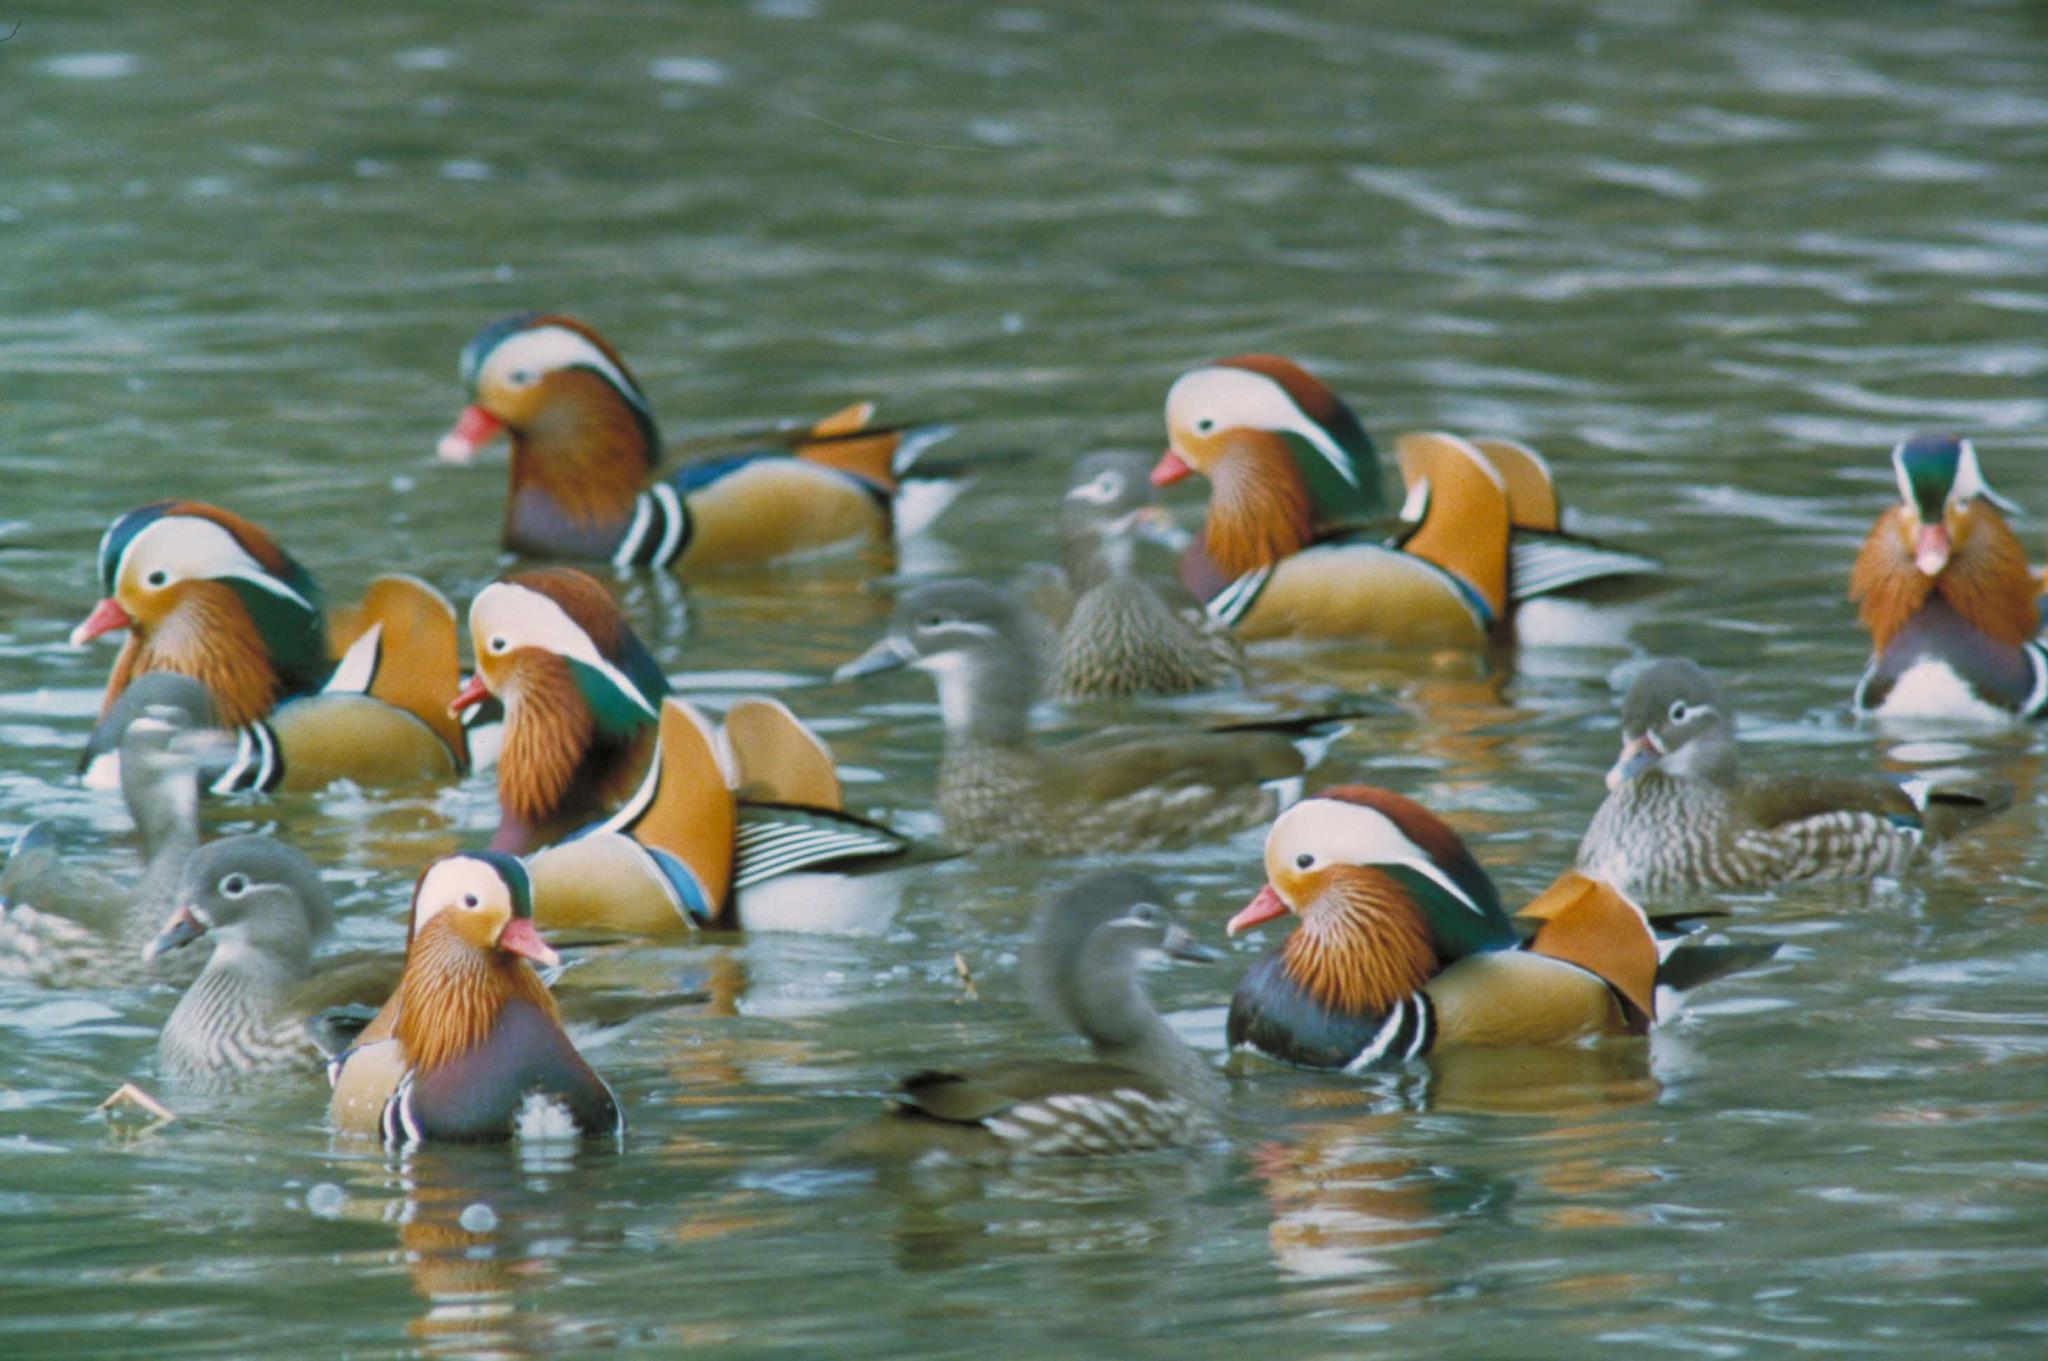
6,1,2048,1356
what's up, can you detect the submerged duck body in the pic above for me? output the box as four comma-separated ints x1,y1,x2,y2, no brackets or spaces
1576,658,2010,898
438,313,957,573
1850,436,2048,722
1153,356,1661,646
72,502,467,791
1226,789,1771,1071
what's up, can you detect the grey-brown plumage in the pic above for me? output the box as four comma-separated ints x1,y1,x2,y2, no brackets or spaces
0,679,223,986
1576,658,2010,899
836,580,1332,855
148,835,396,1082
828,871,1222,1165
1048,452,1246,700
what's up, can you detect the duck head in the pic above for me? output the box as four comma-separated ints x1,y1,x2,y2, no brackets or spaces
395,852,562,1073
409,851,558,969
439,314,660,529
1887,435,2017,579
833,579,1046,742
1606,659,1736,791
1227,788,1517,1016
1027,870,1217,1045
1154,356,1384,577
72,502,327,727
144,834,333,969
1060,451,1181,587
455,569,668,848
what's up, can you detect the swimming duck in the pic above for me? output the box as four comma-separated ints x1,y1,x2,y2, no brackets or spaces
71,502,469,790
1850,435,2048,722
1048,451,1246,700
0,683,219,987
326,852,621,1145
1576,658,2010,898
145,835,397,1082
437,312,958,572
1151,356,1661,645
456,569,935,933
835,580,1344,855
1226,788,1772,1070
828,871,1222,1164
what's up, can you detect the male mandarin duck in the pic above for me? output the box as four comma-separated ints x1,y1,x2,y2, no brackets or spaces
71,501,469,790
1576,659,2010,899
827,872,1222,1164
1047,451,1247,700
326,852,620,1145
455,568,934,933
835,580,1347,855
1849,435,2048,722
437,312,959,572
1151,356,1661,646
0,683,217,987
144,836,398,1082
1225,788,1773,1071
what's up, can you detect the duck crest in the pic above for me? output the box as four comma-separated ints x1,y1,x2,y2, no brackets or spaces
1851,504,2038,650
502,569,670,729
393,913,560,1076
1280,867,1441,1018
1317,785,1512,939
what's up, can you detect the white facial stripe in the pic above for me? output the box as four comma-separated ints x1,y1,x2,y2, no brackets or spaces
1066,473,1123,505
482,325,651,419
1166,367,1358,489
120,517,313,610
1269,799,1489,919
470,582,659,718
414,857,505,932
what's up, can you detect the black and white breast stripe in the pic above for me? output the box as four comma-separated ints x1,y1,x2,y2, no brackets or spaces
1205,565,1274,627
208,722,285,795
2022,641,2048,719
381,1075,424,1149
611,485,692,570
1340,993,1436,1072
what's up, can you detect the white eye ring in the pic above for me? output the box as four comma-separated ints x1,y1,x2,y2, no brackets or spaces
1669,701,1690,724
488,636,509,654
219,873,250,897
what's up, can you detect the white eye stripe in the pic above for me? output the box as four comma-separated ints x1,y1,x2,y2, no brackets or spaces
1165,367,1358,489
469,582,658,717
480,326,652,421
1267,799,1490,919
118,517,313,611
1065,474,1122,505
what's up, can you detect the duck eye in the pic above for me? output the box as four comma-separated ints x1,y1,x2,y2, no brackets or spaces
1669,701,1690,724
1295,853,1315,870
1130,902,1161,923
145,570,169,588
1195,417,1216,434
508,367,536,387
219,873,250,897
488,636,509,654
917,615,946,630
462,893,480,909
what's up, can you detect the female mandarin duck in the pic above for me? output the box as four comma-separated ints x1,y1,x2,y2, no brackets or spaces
326,852,621,1145
437,312,958,572
455,568,931,933
144,836,397,1082
71,501,469,790
1047,451,1246,700
1225,788,1772,1070
828,872,1222,1164
1576,659,2010,899
835,580,1345,855
1849,435,2048,722
1151,355,1661,646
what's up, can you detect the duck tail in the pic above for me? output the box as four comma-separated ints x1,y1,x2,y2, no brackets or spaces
1654,939,1780,1008
1900,776,2014,843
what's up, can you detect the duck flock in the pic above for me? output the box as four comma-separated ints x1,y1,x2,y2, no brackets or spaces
1,313,2029,1158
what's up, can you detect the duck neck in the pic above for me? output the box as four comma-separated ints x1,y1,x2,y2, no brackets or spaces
130,587,285,727
1204,439,1315,578
1852,506,2040,652
394,920,559,1075
929,648,1038,748
506,372,657,538
1071,948,1219,1103
497,660,656,849
1281,876,1441,1020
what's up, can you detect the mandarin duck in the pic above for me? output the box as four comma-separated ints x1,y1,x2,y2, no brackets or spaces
1576,659,2011,899
72,502,469,790
0,684,219,987
1850,436,2048,722
325,852,621,1145
1151,356,1661,646
834,580,1347,855
1225,789,1773,1071
1047,451,1247,700
144,836,398,1082
437,312,959,572
827,872,1222,1164
457,568,937,934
